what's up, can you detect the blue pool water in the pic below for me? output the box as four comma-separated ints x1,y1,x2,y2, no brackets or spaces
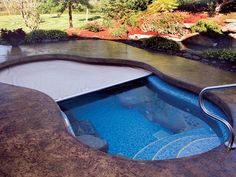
59,75,227,160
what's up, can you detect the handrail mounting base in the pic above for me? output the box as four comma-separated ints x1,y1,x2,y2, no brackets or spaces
224,141,236,150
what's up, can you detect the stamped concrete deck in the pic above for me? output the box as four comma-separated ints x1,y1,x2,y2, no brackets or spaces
0,40,236,177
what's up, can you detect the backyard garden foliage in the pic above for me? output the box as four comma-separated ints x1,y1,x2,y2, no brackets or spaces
144,36,180,52
141,13,186,36
191,19,222,35
25,29,70,44
0,28,26,46
202,49,236,62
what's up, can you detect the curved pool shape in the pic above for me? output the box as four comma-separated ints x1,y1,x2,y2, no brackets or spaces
58,75,228,160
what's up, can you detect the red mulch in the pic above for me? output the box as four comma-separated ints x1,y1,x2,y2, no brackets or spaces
182,12,209,23
66,12,208,40
67,27,181,40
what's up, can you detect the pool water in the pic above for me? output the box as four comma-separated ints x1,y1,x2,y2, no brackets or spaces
59,75,227,160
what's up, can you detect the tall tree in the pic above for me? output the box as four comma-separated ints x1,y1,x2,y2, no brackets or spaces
46,0,91,28
5,0,42,30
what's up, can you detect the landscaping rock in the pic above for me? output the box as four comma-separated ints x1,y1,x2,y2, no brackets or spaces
183,23,195,29
182,34,216,47
129,34,154,40
76,135,108,153
222,23,236,33
191,55,201,60
229,33,236,48
225,19,236,23
183,52,192,58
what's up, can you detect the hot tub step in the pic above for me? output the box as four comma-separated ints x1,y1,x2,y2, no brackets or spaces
177,136,221,158
133,128,216,160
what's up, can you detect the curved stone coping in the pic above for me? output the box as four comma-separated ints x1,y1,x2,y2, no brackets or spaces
0,54,236,176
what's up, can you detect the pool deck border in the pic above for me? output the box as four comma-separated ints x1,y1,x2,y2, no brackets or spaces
0,43,236,176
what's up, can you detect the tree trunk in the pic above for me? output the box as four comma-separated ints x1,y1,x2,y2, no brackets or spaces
68,2,73,28
85,8,89,22
214,3,222,15
2,0,11,15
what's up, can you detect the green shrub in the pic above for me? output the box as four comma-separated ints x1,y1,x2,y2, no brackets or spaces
146,0,179,14
141,13,186,36
101,0,149,20
201,49,236,62
126,13,140,27
83,22,103,32
191,20,222,36
111,25,128,37
101,0,133,20
0,28,26,47
102,18,114,28
127,0,149,11
220,1,236,13
178,0,215,12
25,30,69,44
144,36,180,51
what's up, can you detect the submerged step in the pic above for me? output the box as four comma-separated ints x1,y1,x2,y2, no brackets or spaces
76,135,108,153
153,130,173,140
152,134,219,160
177,136,221,158
133,128,215,160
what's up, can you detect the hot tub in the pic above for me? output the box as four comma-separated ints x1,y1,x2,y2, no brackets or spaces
58,75,228,160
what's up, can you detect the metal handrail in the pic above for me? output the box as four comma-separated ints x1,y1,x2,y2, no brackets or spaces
199,83,236,150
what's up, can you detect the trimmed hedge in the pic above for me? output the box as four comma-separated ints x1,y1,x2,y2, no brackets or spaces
201,49,236,62
25,30,69,44
144,36,180,52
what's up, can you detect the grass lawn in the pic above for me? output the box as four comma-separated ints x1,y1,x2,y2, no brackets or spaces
0,13,101,32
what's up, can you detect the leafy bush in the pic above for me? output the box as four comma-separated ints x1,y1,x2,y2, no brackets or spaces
191,19,222,36
83,22,103,32
178,0,215,12
141,13,186,36
127,0,149,11
178,0,236,13
146,0,179,14
220,1,236,13
101,0,133,20
101,0,149,20
144,36,180,51
102,18,114,28
111,25,128,37
25,30,69,44
201,49,236,62
126,13,140,27
0,28,26,47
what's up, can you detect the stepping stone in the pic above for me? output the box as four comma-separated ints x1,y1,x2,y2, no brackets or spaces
222,23,236,33
76,135,108,153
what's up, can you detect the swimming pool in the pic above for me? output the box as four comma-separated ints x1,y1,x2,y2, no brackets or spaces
58,75,227,160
